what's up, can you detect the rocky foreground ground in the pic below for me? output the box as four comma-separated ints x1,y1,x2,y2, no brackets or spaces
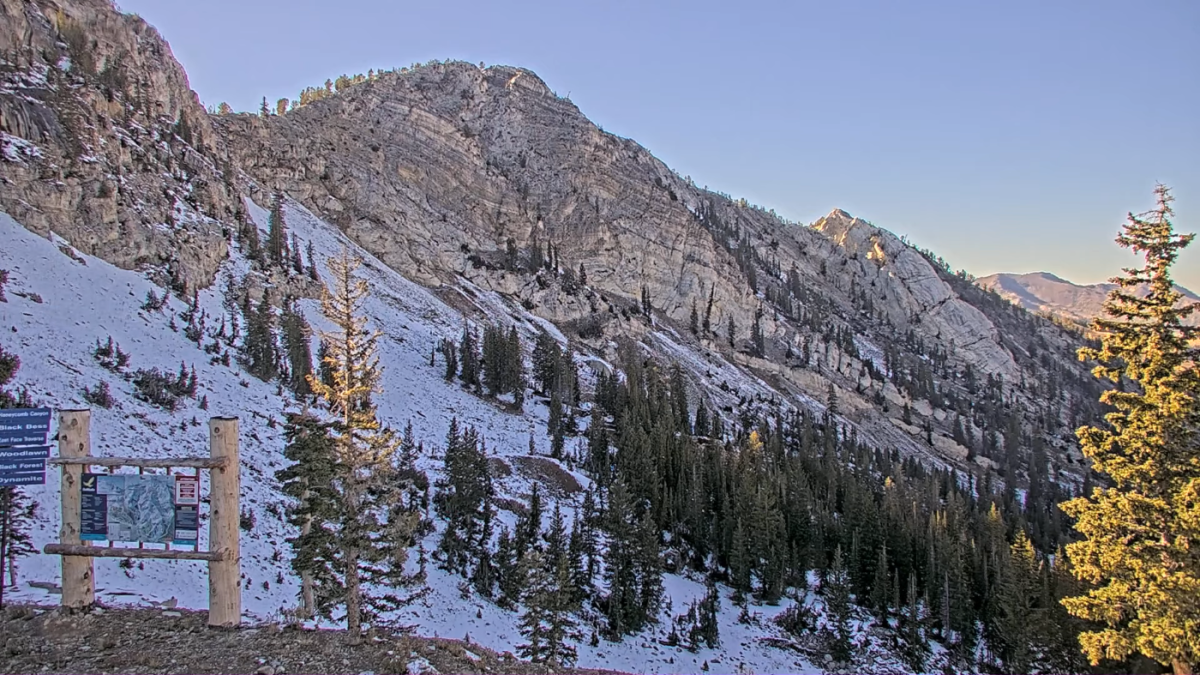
0,605,627,675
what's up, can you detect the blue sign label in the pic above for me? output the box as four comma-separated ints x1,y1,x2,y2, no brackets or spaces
0,460,45,473
0,473,45,486
80,473,108,541
0,446,51,460
0,407,51,444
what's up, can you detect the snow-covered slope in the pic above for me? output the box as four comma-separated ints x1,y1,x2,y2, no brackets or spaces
0,204,930,674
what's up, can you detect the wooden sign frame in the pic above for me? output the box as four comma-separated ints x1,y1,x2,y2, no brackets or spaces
42,411,241,627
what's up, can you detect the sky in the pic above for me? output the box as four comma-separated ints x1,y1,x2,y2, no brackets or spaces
116,0,1199,291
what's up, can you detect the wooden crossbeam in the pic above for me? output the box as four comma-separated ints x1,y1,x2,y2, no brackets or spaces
48,457,226,469
44,544,224,562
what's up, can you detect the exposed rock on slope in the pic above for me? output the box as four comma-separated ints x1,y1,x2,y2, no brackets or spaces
0,0,239,290
814,209,1017,379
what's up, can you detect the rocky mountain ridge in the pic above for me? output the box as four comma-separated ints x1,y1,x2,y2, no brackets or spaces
979,271,1200,329
0,0,1104,503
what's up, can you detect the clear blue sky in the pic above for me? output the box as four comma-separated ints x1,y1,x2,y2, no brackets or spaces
117,0,1199,291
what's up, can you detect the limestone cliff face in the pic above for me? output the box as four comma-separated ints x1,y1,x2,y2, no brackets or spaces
214,63,769,340
813,209,1018,379
0,0,238,290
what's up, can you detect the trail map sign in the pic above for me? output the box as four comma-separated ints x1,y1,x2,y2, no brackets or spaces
0,408,51,486
81,473,198,544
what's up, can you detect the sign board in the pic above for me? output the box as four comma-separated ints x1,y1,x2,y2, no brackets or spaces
173,475,200,546
0,409,50,487
0,446,51,460
0,408,51,444
0,473,44,487
81,473,201,545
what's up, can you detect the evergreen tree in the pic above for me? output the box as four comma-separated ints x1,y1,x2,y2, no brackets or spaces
0,487,34,598
306,241,320,282
689,299,699,336
549,388,565,459
703,285,715,334
276,413,340,618
481,324,505,398
267,192,288,269
458,325,480,391
870,543,891,622
434,419,494,576
0,352,36,603
242,292,278,381
495,526,523,609
602,479,663,638
281,299,313,397
1060,186,1199,675
307,246,425,640
290,233,305,275
438,338,457,382
823,545,855,664
751,305,765,357
517,550,581,667
990,531,1041,674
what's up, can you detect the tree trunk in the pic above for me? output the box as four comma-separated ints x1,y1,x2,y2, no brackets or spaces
300,489,315,618
343,480,363,642
345,544,360,640
1173,659,1193,675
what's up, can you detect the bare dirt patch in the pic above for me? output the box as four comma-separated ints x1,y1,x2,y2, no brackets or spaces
0,604,625,675
510,456,582,496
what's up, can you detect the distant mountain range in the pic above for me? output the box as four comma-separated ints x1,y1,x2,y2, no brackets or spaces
978,272,1200,328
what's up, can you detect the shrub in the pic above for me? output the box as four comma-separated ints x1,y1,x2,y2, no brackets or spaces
82,380,114,408
141,289,168,313
93,336,130,371
131,363,195,411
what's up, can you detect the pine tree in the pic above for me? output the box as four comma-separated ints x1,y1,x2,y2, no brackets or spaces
267,192,288,269
281,300,313,397
290,233,305,275
751,305,765,357
823,545,855,664
703,285,714,334
495,526,523,609
870,543,891,622
690,299,699,336
242,292,278,381
306,241,320,282
276,413,340,618
458,325,480,391
307,246,424,640
434,419,494,577
0,487,35,598
991,530,1041,674
0,351,37,606
517,550,581,667
1060,186,1200,675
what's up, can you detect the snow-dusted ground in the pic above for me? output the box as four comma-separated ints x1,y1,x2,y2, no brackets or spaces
0,205,857,673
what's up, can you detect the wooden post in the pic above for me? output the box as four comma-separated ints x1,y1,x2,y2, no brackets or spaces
58,409,94,610
207,417,240,628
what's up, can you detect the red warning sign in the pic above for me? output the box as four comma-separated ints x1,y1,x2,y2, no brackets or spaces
175,474,199,506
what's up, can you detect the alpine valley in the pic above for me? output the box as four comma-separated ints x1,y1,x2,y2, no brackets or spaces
0,1,1143,673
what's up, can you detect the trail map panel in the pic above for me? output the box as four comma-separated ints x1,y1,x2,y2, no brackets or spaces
82,474,176,543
